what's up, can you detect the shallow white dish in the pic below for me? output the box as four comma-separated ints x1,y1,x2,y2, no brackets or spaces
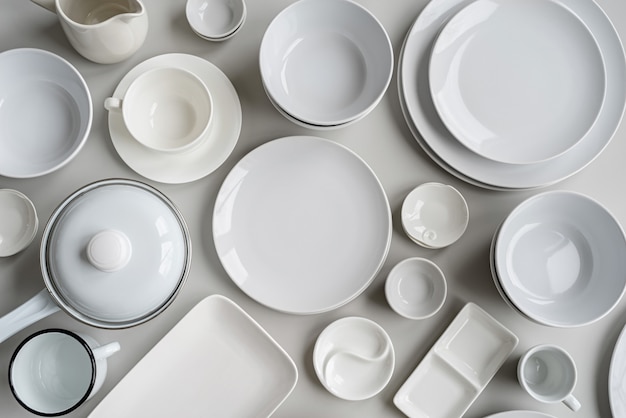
429,0,605,165
186,0,246,41
88,295,297,418
107,53,241,184
0,189,38,257
260,0,393,126
393,303,518,418
0,48,92,178
610,322,626,417
399,0,626,189
483,412,555,418
494,191,626,327
313,317,394,401
213,136,391,314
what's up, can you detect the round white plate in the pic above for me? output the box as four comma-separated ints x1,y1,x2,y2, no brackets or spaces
213,136,391,314
400,0,626,189
429,0,605,165
610,322,626,417
484,412,555,418
107,53,242,184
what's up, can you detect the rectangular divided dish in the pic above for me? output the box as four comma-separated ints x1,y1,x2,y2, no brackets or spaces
393,303,518,418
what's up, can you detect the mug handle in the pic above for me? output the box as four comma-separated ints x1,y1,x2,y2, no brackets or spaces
93,341,121,360
104,97,123,111
0,289,60,344
563,393,582,411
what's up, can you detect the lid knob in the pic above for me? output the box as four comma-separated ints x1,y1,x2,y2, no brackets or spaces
87,230,132,272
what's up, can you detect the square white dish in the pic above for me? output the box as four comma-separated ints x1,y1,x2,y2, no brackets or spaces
88,295,298,418
393,303,518,418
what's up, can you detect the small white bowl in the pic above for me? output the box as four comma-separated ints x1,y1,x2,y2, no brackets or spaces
260,0,393,126
401,183,469,249
494,191,626,327
186,0,246,41
385,257,447,320
0,189,38,257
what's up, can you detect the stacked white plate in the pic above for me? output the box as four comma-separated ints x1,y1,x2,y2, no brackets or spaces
399,0,626,190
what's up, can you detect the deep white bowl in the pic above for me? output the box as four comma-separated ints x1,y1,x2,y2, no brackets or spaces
494,191,626,327
0,48,92,178
0,189,38,257
259,0,393,126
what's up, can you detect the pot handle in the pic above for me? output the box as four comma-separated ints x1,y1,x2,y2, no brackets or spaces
0,289,60,344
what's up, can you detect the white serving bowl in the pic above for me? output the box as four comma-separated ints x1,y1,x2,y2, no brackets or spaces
494,191,626,327
0,48,92,178
259,0,393,126
385,257,447,319
186,0,246,41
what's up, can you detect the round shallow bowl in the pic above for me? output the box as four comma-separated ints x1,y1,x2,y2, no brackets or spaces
385,257,447,319
186,0,246,41
0,189,38,257
494,191,626,327
313,317,395,401
259,0,393,126
401,183,469,248
0,48,92,178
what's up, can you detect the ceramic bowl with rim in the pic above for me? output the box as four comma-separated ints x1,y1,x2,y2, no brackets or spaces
385,257,447,319
259,0,393,126
0,189,38,257
401,182,469,248
0,48,92,178
494,191,626,327
186,0,246,41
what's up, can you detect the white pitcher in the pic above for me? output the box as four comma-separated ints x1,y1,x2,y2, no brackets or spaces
31,0,148,64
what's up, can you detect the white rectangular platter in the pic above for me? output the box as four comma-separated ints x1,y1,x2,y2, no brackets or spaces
394,303,518,418
88,294,298,418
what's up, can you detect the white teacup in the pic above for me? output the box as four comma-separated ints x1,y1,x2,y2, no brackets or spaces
105,67,213,153
9,329,120,416
517,344,581,412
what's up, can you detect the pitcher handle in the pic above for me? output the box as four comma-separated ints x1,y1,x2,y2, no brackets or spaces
0,289,60,344
30,0,56,13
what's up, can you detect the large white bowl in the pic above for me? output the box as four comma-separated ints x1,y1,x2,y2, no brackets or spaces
259,0,393,126
0,48,92,178
494,191,626,327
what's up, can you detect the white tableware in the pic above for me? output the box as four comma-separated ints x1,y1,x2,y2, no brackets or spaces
108,53,242,184
399,0,626,189
105,67,213,153
401,183,468,248
213,136,391,314
186,0,246,41
30,0,148,64
0,48,92,178
313,317,394,401
429,0,605,165
394,303,518,418
9,329,119,416
259,0,393,126
0,189,38,257
88,295,298,418
494,191,626,327
518,344,581,411
385,258,447,320
609,322,626,417
0,179,191,343
484,412,556,418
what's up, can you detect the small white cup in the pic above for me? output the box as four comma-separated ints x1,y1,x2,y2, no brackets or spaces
517,344,581,412
105,67,213,153
9,329,120,416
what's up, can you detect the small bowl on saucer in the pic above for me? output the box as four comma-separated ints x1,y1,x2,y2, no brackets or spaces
186,0,246,41
401,182,469,249
0,189,38,257
385,257,447,320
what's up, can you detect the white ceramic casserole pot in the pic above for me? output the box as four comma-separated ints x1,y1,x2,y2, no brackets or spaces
0,179,192,343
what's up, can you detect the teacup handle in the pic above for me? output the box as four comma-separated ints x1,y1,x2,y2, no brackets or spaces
104,97,123,111
563,393,581,411
92,341,121,360
0,289,60,344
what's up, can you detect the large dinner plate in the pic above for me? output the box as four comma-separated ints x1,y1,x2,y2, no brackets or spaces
400,0,626,189
610,322,626,417
88,295,298,418
213,136,392,314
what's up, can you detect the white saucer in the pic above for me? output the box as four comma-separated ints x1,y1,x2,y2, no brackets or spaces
429,0,605,165
107,53,242,184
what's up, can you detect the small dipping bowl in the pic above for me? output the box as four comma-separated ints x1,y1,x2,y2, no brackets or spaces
401,182,469,249
186,0,247,41
0,189,38,257
105,67,213,153
385,257,447,320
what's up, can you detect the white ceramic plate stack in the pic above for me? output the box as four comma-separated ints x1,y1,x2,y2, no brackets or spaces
259,0,393,130
398,0,626,190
